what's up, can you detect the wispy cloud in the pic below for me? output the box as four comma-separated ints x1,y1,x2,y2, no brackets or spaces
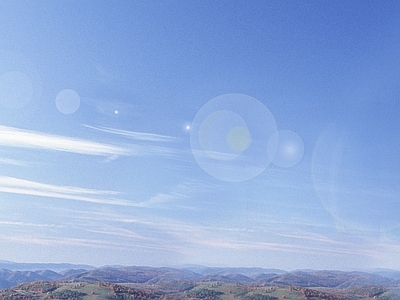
136,180,214,209
42,205,379,259
0,220,65,228
275,232,345,245
0,157,28,166
85,227,151,241
166,225,377,257
0,125,131,157
0,176,206,209
0,176,134,206
0,233,185,253
85,125,178,142
0,234,130,249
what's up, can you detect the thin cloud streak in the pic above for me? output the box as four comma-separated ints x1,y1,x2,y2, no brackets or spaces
85,228,152,241
0,125,131,157
0,176,134,207
275,232,347,245
0,233,186,253
167,226,377,257
63,207,374,258
0,157,28,166
0,234,132,249
85,125,178,142
0,124,186,161
0,221,65,228
136,180,214,209
38,204,383,262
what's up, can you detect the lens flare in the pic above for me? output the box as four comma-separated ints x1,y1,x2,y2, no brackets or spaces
55,89,81,115
190,93,278,182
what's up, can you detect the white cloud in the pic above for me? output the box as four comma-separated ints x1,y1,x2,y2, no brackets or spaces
0,176,207,209
0,125,189,161
0,176,134,206
0,125,132,157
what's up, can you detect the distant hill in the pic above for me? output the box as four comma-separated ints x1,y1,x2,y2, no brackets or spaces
63,266,288,285
251,272,282,281
199,273,254,283
64,267,399,288
0,261,95,271
368,268,400,280
260,270,396,288
0,263,400,291
35,270,63,280
0,269,60,289
58,269,89,277
65,266,201,284
181,265,286,276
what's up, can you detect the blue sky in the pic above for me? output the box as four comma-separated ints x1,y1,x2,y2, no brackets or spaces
0,1,400,271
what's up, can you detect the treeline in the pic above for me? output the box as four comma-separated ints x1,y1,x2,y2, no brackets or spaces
188,288,223,299
243,294,278,300
49,289,86,300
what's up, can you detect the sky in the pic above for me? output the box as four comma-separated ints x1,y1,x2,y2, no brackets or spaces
0,0,400,271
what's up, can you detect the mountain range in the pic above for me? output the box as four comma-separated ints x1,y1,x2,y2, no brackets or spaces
1,262,400,290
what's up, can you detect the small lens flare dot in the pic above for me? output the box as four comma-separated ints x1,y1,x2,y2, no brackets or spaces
268,129,304,168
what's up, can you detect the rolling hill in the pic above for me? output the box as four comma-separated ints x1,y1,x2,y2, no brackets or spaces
1,263,400,299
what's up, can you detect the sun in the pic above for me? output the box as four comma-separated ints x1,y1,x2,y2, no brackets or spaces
183,123,191,132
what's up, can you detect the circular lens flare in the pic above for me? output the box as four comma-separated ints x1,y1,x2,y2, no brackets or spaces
190,93,278,182
227,126,251,152
55,89,81,114
268,130,304,168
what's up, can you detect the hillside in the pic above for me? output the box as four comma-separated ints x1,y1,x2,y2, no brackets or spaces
0,281,161,300
1,280,399,300
1,264,400,300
